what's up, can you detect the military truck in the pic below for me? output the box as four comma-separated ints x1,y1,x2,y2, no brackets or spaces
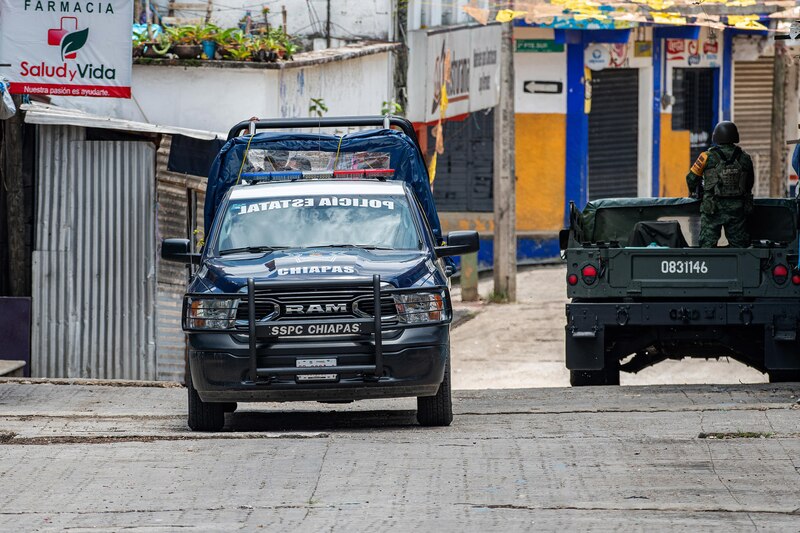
561,197,800,386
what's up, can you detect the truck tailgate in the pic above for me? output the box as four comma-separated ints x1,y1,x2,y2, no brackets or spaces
565,246,800,299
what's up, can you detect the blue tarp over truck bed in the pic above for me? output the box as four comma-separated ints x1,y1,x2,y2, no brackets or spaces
205,128,442,241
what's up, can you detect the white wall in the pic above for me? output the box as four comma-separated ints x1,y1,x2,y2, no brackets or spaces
50,52,393,134
408,0,489,30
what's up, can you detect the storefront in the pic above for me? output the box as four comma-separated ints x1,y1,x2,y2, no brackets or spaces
512,22,749,246
656,26,727,197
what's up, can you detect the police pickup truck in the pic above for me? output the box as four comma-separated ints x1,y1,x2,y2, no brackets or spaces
161,116,478,431
561,197,800,386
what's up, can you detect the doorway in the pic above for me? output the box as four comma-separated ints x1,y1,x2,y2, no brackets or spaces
588,68,640,200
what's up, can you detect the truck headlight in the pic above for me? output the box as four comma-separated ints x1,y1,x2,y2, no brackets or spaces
393,292,446,323
185,298,239,330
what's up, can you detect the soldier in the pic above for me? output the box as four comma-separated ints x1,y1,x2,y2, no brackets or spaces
686,121,755,247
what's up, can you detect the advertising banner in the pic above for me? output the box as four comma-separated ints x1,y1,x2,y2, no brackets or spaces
407,24,502,123
0,0,133,98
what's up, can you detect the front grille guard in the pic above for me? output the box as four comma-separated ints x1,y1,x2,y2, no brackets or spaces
182,275,451,382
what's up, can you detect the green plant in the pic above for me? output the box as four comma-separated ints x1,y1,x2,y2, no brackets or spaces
283,41,298,60
196,23,220,42
486,291,509,304
308,97,328,118
150,32,172,55
165,24,200,45
227,47,253,61
381,100,403,115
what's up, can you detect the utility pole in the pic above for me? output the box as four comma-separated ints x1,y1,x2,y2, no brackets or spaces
325,0,331,49
492,21,516,302
770,40,787,198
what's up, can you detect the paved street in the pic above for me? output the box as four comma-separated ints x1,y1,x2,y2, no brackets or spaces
0,380,798,531
450,265,767,390
0,266,796,531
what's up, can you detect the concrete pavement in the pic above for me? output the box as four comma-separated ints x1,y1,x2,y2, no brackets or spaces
0,380,798,531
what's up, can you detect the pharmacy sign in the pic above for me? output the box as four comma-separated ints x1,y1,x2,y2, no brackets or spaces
0,0,132,98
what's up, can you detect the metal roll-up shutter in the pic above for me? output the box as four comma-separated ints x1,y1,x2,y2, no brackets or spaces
733,57,774,197
430,109,494,212
588,68,639,200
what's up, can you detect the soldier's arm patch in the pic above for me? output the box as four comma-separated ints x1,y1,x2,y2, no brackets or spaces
690,152,708,176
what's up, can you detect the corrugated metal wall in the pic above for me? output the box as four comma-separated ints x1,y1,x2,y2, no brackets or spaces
155,136,206,382
32,125,158,379
733,57,774,197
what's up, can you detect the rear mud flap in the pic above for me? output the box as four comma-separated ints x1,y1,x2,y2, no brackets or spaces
565,318,605,371
765,326,800,371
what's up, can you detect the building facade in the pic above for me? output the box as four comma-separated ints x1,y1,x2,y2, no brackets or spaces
513,20,799,241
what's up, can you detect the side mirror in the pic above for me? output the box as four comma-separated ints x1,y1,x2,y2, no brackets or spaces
435,231,480,258
161,238,201,264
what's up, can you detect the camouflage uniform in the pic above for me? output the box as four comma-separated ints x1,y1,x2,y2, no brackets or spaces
686,144,755,248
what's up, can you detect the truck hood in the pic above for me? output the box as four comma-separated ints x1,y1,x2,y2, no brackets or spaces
197,248,435,292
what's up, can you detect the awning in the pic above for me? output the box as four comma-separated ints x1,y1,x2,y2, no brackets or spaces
20,102,223,141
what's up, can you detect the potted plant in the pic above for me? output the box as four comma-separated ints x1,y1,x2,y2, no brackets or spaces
141,31,171,58
169,25,203,59
197,23,220,59
217,28,251,60
252,35,278,62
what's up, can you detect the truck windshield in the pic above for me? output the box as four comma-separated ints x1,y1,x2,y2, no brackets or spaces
215,194,421,254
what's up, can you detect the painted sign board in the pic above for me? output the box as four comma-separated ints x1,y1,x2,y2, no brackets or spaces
407,23,502,123
0,0,133,97
516,39,564,53
665,27,721,68
585,43,611,71
523,80,562,94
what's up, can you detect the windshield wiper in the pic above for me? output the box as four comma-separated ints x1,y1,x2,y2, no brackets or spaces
218,246,289,256
304,244,395,251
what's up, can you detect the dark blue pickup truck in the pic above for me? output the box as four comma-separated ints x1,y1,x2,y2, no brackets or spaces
162,116,479,431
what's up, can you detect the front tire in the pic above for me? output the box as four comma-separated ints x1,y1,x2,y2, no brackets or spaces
187,373,225,432
417,353,453,427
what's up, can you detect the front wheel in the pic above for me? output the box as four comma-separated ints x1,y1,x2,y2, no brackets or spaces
417,354,453,427
187,373,225,432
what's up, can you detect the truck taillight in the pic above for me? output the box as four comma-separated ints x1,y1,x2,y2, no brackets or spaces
773,264,789,284
567,274,578,286
792,273,800,285
581,265,598,285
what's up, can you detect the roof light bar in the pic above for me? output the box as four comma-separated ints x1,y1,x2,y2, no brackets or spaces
333,169,395,179
241,171,303,180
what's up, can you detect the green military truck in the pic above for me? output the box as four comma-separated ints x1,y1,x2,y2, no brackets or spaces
561,197,800,386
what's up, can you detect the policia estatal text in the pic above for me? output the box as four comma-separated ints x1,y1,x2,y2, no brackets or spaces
686,121,755,248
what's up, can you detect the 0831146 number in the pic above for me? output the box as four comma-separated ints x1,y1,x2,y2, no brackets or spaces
661,260,708,274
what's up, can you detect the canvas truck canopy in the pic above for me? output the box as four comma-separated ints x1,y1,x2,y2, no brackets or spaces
205,128,442,241
579,197,798,247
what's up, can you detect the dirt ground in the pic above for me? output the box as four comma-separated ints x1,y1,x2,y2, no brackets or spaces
450,265,767,390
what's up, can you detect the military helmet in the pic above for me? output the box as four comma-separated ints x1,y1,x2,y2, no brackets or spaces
712,121,739,145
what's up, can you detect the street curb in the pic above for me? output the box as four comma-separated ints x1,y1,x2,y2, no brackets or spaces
0,377,183,388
